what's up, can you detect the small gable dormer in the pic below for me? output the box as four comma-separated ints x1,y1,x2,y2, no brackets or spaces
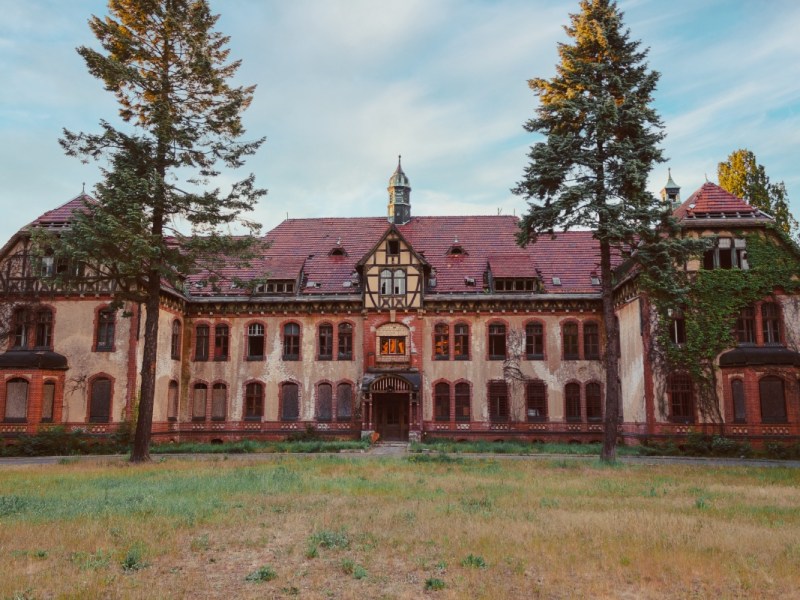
358,227,428,309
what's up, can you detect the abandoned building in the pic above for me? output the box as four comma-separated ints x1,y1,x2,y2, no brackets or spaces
1,162,799,445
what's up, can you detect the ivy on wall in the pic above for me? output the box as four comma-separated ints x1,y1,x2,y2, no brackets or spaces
642,228,800,418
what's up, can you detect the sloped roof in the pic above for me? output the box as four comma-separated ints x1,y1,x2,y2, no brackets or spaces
673,182,772,222
29,193,93,227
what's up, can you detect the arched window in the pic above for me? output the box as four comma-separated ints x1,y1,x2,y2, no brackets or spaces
379,269,392,295
454,323,470,360
12,308,29,349
488,380,508,422
336,383,353,422
379,269,406,295
89,377,112,423
759,376,786,423
283,323,300,361
565,383,581,422
4,378,29,423
488,323,506,360
318,324,333,360
434,382,450,421
171,320,181,359
434,324,449,360
526,380,547,421
247,323,265,359
214,324,229,360
194,324,209,361
762,303,782,345
525,322,544,360
192,383,208,421
731,379,746,423
562,322,579,360
35,309,53,349
586,382,602,421
669,373,694,424
454,382,471,422
167,380,179,421
244,382,263,420
338,323,353,360
583,322,600,360
735,306,755,345
96,309,116,352
211,383,227,421
42,381,55,423
317,383,333,421
281,382,300,421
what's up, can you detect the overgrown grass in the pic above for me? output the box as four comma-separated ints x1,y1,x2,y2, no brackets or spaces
1,457,799,598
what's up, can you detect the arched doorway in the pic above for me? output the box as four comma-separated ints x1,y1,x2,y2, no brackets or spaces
361,373,420,442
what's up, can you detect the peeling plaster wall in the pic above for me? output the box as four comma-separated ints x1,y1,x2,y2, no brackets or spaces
617,299,646,423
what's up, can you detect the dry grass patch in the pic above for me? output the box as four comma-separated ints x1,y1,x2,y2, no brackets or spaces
0,456,798,598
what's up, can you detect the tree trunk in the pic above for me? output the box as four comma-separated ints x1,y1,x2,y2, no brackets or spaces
130,272,161,463
600,238,622,463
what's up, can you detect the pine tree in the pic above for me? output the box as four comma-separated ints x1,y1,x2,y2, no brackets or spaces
513,0,666,462
718,149,798,239
44,0,266,462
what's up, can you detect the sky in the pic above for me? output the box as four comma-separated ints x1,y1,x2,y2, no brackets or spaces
1,0,799,243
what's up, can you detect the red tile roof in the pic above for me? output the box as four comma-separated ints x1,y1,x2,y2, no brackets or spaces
29,194,93,227
673,182,772,222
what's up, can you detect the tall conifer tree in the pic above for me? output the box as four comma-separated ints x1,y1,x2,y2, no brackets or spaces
718,149,798,239
48,0,265,462
514,0,665,461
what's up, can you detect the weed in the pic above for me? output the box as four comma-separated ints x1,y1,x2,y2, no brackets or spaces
190,534,210,552
33,550,48,559
245,565,277,582
461,554,487,569
695,497,710,510
460,496,493,514
308,529,350,551
425,577,446,591
121,546,148,572
69,549,111,571
539,497,559,508
353,564,368,580
341,558,367,579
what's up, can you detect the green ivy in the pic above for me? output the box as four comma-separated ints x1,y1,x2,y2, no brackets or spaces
645,229,800,413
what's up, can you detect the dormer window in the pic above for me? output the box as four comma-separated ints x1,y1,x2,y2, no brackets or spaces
447,245,466,256
329,247,346,257
494,278,536,293
255,280,295,294
387,240,400,256
703,238,747,270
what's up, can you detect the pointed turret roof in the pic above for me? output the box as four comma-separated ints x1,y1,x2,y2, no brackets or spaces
663,168,679,193
388,155,410,187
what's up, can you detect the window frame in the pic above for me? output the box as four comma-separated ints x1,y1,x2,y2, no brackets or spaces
214,324,229,361
735,306,756,345
280,381,300,421
194,324,210,361
585,381,602,422
434,381,451,422
487,322,507,361
192,382,208,421
454,381,471,422
759,375,787,423
243,381,264,421
316,382,333,422
34,308,53,349
525,321,544,360
95,308,116,352
245,322,265,361
564,382,581,422
488,380,509,423
4,377,29,423
211,382,227,421
282,322,301,361
583,321,601,360
337,322,354,360
731,378,746,423
525,380,547,422
761,303,782,345
668,373,695,424
88,375,113,424
336,382,353,422
318,323,333,360
453,322,470,360
170,319,182,360
562,321,579,360
433,323,450,360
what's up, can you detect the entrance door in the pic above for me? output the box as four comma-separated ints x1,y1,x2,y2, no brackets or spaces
374,393,409,441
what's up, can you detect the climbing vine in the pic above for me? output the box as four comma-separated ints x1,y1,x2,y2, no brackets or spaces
642,228,800,418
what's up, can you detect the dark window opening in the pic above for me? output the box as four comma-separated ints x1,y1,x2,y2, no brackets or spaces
434,382,450,421
583,322,600,360
525,322,544,359
759,376,786,423
171,320,181,359
214,325,229,360
283,323,300,360
563,322,579,360
669,373,694,424
494,278,535,292
35,309,53,349
488,323,506,360
586,382,602,421
317,383,333,421
337,383,353,421
387,239,400,256
454,324,469,360
244,382,263,420
96,310,116,352
247,323,265,359
455,383,471,422
195,325,210,361
736,306,756,345
318,324,333,360
762,303,781,345
434,323,449,360
526,381,547,422
89,377,111,423
488,381,509,422
731,379,746,423
42,381,55,423
565,383,581,422
338,323,353,360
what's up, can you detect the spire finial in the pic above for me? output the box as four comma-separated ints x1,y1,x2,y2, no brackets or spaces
82,182,85,194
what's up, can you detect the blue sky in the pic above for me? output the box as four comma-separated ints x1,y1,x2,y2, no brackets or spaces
1,0,799,243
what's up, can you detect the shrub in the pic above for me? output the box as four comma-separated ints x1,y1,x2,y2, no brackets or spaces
425,577,446,591
121,546,148,572
245,565,277,582
461,554,487,569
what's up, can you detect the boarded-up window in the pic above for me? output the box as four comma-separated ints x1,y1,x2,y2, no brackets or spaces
434,382,450,421
732,379,746,423
454,383,471,422
192,384,207,420
5,378,28,422
42,381,55,422
586,382,602,421
89,378,111,423
565,383,581,422
212,383,227,421
282,383,299,421
760,376,786,423
526,380,547,421
488,380,508,422
336,383,352,421
317,383,333,421
168,381,179,421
